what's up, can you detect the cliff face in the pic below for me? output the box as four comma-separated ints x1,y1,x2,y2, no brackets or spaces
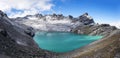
0,10,54,58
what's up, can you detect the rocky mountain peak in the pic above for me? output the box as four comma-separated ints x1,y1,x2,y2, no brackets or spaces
0,10,8,18
80,12,93,20
78,13,94,25
34,13,43,17
83,12,88,16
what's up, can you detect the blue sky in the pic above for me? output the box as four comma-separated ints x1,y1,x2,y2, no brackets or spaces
0,0,119,27
50,0,119,24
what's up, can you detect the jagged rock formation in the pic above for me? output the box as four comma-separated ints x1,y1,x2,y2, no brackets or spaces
71,24,117,36
0,10,120,58
0,10,54,58
78,13,94,25
11,13,94,32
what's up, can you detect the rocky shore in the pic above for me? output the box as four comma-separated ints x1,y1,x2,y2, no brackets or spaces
0,10,120,58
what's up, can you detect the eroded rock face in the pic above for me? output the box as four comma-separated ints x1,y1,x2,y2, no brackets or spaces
71,24,117,36
0,10,37,47
0,10,54,58
78,13,94,25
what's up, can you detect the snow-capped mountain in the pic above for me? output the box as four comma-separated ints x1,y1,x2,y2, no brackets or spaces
12,13,94,32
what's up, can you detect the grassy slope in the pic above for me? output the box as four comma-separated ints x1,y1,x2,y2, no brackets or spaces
54,30,120,58
74,30,120,58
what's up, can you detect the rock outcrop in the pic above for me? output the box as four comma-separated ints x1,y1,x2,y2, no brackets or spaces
71,24,117,36
0,10,54,58
78,13,94,25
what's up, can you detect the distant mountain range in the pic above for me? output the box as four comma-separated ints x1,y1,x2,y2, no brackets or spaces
11,13,94,32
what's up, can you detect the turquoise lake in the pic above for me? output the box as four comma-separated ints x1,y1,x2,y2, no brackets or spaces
33,32,102,53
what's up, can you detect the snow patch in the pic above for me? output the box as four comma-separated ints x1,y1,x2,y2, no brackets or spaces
16,40,27,46
14,15,83,32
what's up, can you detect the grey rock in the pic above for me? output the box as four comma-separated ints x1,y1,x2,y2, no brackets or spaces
100,24,110,27
35,13,43,17
24,27,35,37
68,15,73,19
78,13,94,25
71,24,118,36
114,53,120,58
0,10,54,58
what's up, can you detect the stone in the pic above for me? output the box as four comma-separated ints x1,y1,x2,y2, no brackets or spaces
0,10,54,58
68,15,73,19
24,27,35,37
100,24,110,27
71,24,118,36
78,13,94,25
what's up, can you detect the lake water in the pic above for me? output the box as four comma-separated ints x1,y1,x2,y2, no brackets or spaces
33,32,102,53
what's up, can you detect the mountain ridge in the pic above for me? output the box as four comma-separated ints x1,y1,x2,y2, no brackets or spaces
0,10,120,58
11,12,95,32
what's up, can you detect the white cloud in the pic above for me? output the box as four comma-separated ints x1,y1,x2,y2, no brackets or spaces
109,21,120,29
0,0,54,18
